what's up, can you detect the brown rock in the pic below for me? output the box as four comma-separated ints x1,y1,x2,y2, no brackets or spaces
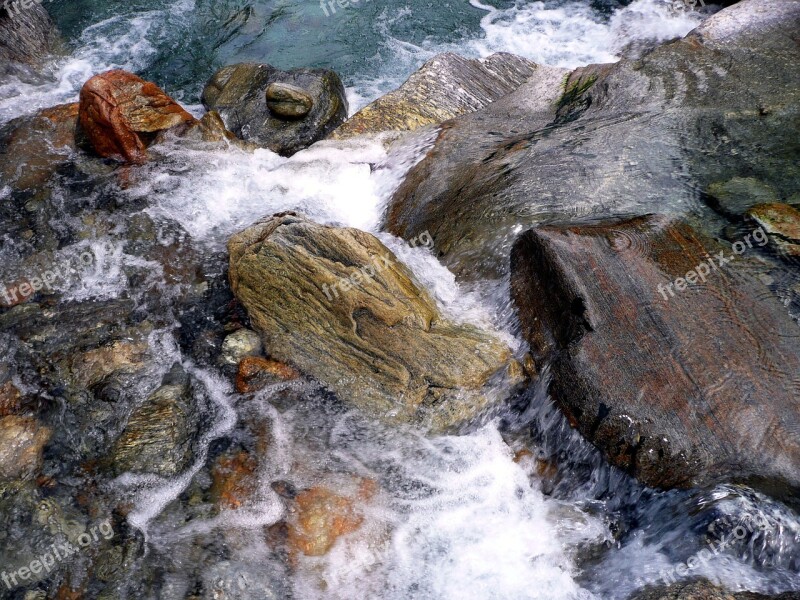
235,356,300,394
78,70,196,164
0,381,22,416
211,450,258,510
0,415,51,480
747,203,800,258
70,340,149,388
287,486,365,557
510,215,800,496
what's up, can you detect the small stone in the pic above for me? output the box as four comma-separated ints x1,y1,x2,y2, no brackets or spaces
287,486,365,557
219,329,263,366
211,450,258,510
235,356,300,393
265,83,313,119
0,416,51,481
0,381,22,416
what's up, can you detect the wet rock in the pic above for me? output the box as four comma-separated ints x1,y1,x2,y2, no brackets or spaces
746,203,800,258
330,52,538,140
0,2,61,76
287,485,367,557
386,0,800,280
265,82,313,119
201,560,285,600
0,416,51,480
627,580,800,599
70,340,150,389
235,356,300,394
219,328,262,367
79,70,197,164
210,450,258,510
707,177,781,217
110,364,200,477
0,380,21,416
228,213,523,430
0,102,79,192
510,215,800,495
201,63,347,156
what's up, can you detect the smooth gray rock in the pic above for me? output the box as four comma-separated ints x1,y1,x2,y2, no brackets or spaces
202,63,347,156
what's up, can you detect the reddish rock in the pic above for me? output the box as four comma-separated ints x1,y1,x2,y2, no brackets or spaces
286,485,366,557
0,416,52,481
210,450,259,510
78,70,196,164
511,215,800,496
0,381,22,416
235,356,300,394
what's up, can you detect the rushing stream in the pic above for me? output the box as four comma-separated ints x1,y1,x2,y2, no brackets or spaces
1,0,799,598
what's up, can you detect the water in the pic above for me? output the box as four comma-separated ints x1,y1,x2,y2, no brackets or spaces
1,0,799,598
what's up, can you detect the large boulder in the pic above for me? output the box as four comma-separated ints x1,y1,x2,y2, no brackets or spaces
510,215,800,496
79,70,197,164
386,0,800,280
202,63,347,156
228,213,523,430
329,52,539,140
0,2,61,78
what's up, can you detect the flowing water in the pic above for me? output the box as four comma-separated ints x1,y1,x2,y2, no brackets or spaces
1,0,799,598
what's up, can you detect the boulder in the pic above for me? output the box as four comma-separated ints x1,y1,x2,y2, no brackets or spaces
0,102,79,191
706,177,781,218
329,52,539,140
746,203,800,259
202,63,347,156
386,0,800,280
0,2,60,76
228,213,523,430
110,364,200,477
78,70,197,164
510,215,800,495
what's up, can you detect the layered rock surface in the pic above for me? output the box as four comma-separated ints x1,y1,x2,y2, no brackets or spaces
511,215,800,495
228,213,523,430
329,52,539,140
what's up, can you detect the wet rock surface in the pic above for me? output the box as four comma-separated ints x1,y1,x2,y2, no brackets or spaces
627,580,800,599
228,212,523,430
386,0,800,280
329,52,539,140
202,63,347,156
0,2,61,78
511,215,800,495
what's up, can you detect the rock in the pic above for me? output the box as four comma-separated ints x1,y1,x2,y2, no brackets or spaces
228,213,523,430
746,203,800,258
510,215,800,494
329,52,538,140
201,63,347,156
0,416,51,480
219,328,262,367
70,340,150,389
386,0,800,280
627,580,800,599
0,2,60,75
0,381,21,416
210,450,258,510
707,177,781,217
110,364,199,477
235,356,300,394
0,102,79,191
78,70,196,164
170,110,240,146
201,561,285,600
265,82,313,119
286,486,366,557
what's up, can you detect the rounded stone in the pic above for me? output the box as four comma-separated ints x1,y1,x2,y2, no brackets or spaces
265,82,314,119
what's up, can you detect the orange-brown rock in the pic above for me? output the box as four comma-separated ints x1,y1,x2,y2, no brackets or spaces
210,450,258,510
0,381,22,416
78,70,196,164
0,415,51,481
235,356,300,394
287,486,365,557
